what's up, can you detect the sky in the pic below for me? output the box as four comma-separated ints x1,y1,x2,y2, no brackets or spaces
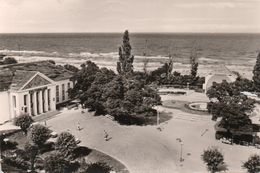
0,0,259,33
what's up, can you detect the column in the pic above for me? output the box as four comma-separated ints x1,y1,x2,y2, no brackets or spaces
33,92,37,116
28,93,32,116
50,88,56,111
38,90,43,114
44,89,48,112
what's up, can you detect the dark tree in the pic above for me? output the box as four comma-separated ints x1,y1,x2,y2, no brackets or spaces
85,162,112,173
28,124,51,147
44,152,69,173
117,30,134,76
24,142,38,171
253,52,260,90
47,60,55,65
69,60,100,99
55,132,77,158
14,114,33,134
201,147,226,173
242,154,260,173
64,64,79,73
207,80,255,133
3,57,17,64
82,67,116,114
190,49,198,79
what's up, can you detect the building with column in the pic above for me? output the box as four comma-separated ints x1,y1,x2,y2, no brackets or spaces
0,61,74,124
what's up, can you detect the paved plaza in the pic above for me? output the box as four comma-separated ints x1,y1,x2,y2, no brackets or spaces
44,91,259,173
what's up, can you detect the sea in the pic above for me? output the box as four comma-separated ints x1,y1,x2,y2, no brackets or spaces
0,33,260,77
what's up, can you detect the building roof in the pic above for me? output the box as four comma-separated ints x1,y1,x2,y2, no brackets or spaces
1,61,74,81
10,70,38,91
0,61,74,92
0,69,13,91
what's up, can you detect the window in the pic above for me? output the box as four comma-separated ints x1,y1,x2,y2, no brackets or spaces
56,85,59,103
24,95,28,113
62,84,65,101
68,83,70,90
24,95,27,105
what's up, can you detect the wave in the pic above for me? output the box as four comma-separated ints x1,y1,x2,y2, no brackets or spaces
0,49,61,58
1,49,243,71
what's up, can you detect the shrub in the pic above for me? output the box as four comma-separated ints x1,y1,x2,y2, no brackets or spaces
28,124,51,147
201,147,226,173
242,154,260,173
34,157,44,170
1,140,18,151
85,162,112,173
3,149,30,170
3,156,30,170
24,142,38,171
44,152,69,173
55,132,77,158
72,146,92,159
47,60,55,65
39,142,55,153
3,57,17,64
14,114,33,134
64,64,79,73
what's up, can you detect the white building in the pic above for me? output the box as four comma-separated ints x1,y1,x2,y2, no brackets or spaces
0,61,74,124
203,65,237,92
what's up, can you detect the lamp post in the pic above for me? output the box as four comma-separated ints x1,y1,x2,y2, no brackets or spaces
176,138,184,163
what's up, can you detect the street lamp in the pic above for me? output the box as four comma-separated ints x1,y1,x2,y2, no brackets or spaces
176,138,184,163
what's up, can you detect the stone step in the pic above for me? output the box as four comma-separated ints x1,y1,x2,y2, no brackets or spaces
33,110,60,122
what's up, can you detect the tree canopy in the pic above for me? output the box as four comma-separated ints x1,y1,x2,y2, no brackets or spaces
207,80,255,133
242,154,260,173
201,147,226,173
55,132,78,158
253,52,260,90
14,114,33,134
28,124,51,147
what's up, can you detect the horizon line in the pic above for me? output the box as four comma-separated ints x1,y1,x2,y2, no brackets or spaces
1,31,260,35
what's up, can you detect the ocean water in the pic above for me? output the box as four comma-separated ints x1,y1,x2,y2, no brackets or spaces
0,33,260,74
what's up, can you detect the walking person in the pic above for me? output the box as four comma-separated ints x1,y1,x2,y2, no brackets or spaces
104,130,109,141
77,122,81,131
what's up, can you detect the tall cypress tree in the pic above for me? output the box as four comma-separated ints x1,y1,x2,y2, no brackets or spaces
117,30,134,76
253,52,260,90
190,48,198,79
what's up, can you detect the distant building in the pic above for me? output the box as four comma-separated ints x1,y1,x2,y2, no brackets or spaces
0,61,74,123
203,65,237,92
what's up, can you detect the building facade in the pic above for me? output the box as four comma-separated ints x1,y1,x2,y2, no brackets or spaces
0,61,74,124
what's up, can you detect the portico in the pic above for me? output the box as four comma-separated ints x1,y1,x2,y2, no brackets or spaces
9,72,57,119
